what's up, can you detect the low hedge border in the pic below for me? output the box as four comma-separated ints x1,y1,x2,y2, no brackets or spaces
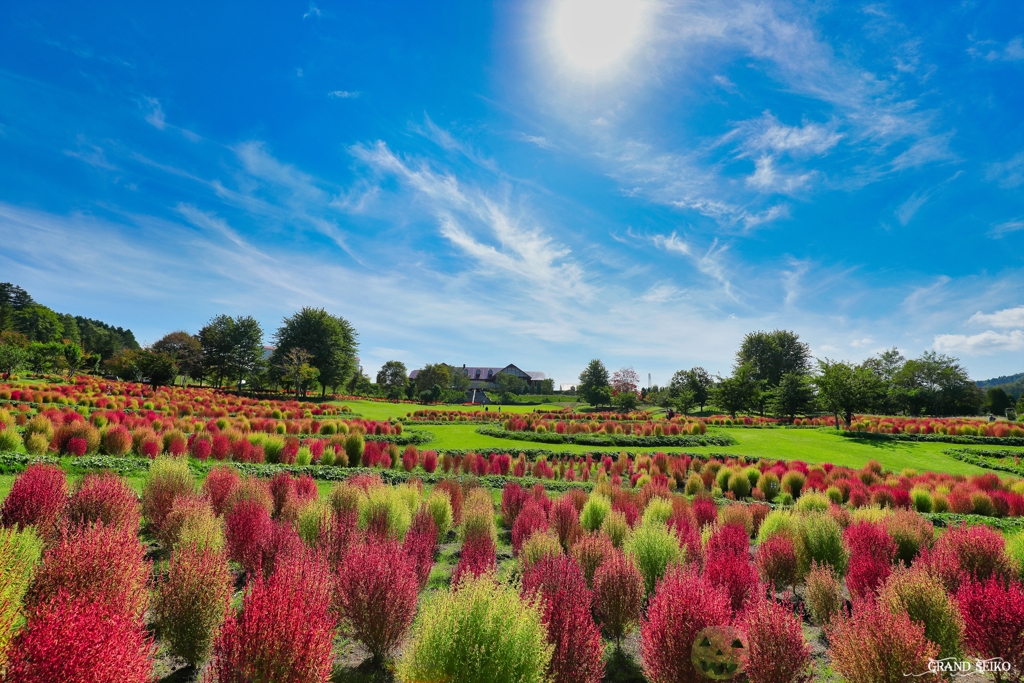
837,430,1024,447
474,426,736,448
923,512,1024,532
943,448,1024,477
364,431,434,445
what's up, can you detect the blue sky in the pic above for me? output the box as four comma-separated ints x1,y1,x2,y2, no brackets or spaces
1,0,1022,386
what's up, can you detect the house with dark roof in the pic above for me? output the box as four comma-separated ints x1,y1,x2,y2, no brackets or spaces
409,363,547,391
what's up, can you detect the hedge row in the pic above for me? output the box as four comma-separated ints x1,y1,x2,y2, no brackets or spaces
837,431,1024,446
923,512,1024,532
943,448,1024,477
474,426,736,448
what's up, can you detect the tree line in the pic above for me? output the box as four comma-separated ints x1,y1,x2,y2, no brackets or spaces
576,329,1008,423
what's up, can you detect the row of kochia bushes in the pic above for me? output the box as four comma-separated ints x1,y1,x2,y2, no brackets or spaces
2,459,1024,682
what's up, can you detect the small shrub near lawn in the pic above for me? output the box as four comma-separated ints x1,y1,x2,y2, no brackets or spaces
882,509,934,566
955,577,1024,679
433,479,463,525
206,549,336,683
627,522,682,596
593,550,644,646
425,490,453,540
142,456,195,533
4,592,153,683
522,555,604,683
602,509,630,548
844,521,897,601
879,565,964,662
512,501,549,555
154,542,232,667
501,482,530,527
460,488,496,544
358,485,411,541
335,539,418,664
742,596,813,683
640,567,732,683
805,561,843,626
0,464,68,541
829,598,938,683
520,530,562,573
225,499,275,577
67,471,140,532
397,574,551,683
550,496,581,550
0,528,42,668
403,508,438,591
923,523,1010,592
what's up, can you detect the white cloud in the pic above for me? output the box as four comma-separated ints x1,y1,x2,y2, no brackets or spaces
986,152,1024,189
850,337,875,348
969,36,1024,62
989,219,1024,239
328,90,360,99
517,133,554,149
143,97,165,130
933,330,1024,355
896,189,931,225
734,113,842,158
969,306,1024,329
303,3,320,19
890,132,957,171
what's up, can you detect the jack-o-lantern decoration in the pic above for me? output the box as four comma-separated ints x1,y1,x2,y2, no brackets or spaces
691,625,746,680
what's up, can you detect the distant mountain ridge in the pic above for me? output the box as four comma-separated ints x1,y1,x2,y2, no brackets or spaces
977,372,1024,401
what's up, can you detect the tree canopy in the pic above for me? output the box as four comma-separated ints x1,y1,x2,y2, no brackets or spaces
578,359,612,408
271,308,358,396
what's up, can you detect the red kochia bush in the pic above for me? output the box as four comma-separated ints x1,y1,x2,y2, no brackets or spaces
593,551,644,646
956,577,1024,679
421,450,438,473
29,523,150,619
451,533,497,586
269,472,295,519
844,521,896,600
67,471,140,531
706,552,761,615
669,513,704,567
756,535,798,590
923,523,1010,592
206,550,336,683
706,522,750,559
202,466,241,516
101,424,133,456
692,496,718,529
550,496,581,550
641,568,733,683
828,599,938,683
742,597,813,683
225,499,275,577
434,480,463,525
512,501,549,556
403,509,438,590
571,532,616,587
4,592,153,683
522,555,605,683
0,463,68,539
501,482,530,527
335,540,418,663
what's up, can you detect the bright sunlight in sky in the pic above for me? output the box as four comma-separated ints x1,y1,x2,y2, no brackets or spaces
547,0,655,78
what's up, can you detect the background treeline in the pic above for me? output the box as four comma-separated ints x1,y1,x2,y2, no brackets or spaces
0,283,138,377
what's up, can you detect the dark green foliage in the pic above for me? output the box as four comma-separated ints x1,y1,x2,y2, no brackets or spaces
271,307,358,396
578,360,612,408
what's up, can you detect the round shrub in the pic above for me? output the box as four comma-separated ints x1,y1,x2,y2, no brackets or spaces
501,483,530,527
1,464,68,540
512,501,549,555
550,496,581,550
692,496,719,528
201,466,241,517
358,485,411,541
641,496,673,528
829,597,938,683
5,592,153,683
571,531,615,588
593,550,644,646
794,491,829,513
1006,529,1024,580
0,528,42,668
781,470,805,498
924,523,1010,592
727,472,751,498
756,509,797,545
955,576,1024,676
640,568,732,683
742,596,813,683
451,532,497,586
67,472,140,532
0,428,20,452
626,522,682,596
520,530,562,572
225,499,275,577
882,509,934,566
397,574,551,683
424,491,453,540
580,494,611,532
602,509,630,548
141,457,195,533
719,503,753,537
805,561,842,626
795,512,848,579
101,425,132,456
756,534,798,590
757,472,780,501
403,508,438,591
844,521,897,600
434,480,463,525
159,494,217,550
336,539,418,663
154,542,232,667
880,566,964,662
29,523,149,619
207,550,336,683
706,551,760,614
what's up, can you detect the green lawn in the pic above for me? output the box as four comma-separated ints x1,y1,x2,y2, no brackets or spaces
332,399,1024,476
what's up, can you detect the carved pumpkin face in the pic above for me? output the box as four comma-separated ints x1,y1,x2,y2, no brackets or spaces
691,625,746,680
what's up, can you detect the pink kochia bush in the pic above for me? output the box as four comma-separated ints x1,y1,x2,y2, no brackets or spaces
843,521,897,600
592,550,644,646
206,550,336,683
451,532,497,586
756,535,799,590
522,555,605,683
67,471,140,531
0,464,68,539
742,597,813,683
512,500,549,555
225,499,276,577
705,524,760,614
4,592,153,683
501,482,530,527
828,598,938,683
955,577,1024,679
335,540,419,663
29,522,150,619
202,466,242,516
640,568,732,683
923,524,1009,592
549,496,581,550
403,509,438,590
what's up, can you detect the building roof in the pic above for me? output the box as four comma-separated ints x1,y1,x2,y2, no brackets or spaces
409,364,546,381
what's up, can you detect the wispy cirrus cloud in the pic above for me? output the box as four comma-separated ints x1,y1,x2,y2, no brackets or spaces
969,305,1024,329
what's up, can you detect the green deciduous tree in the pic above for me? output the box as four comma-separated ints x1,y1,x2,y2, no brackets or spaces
985,387,1012,417
152,331,204,385
713,363,762,418
813,359,880,429
198,315,265,390
62,342,85,379
414,364,451,397
12,305,64,343
376,361,409,400
578,359,612,408
768,372,815,420
495,371,528,404
271,308,358,396
736,330,812,389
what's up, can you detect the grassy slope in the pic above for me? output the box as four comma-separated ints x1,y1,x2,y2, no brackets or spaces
338,399,1024,476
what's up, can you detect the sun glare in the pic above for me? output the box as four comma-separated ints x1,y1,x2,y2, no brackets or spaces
548,0,654,79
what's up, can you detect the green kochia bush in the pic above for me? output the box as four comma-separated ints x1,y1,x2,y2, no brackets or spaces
795,512,848,578
358,486,411,541
626,523,682,596
397,575,552,683
0,527,42,667
580,495,611,532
